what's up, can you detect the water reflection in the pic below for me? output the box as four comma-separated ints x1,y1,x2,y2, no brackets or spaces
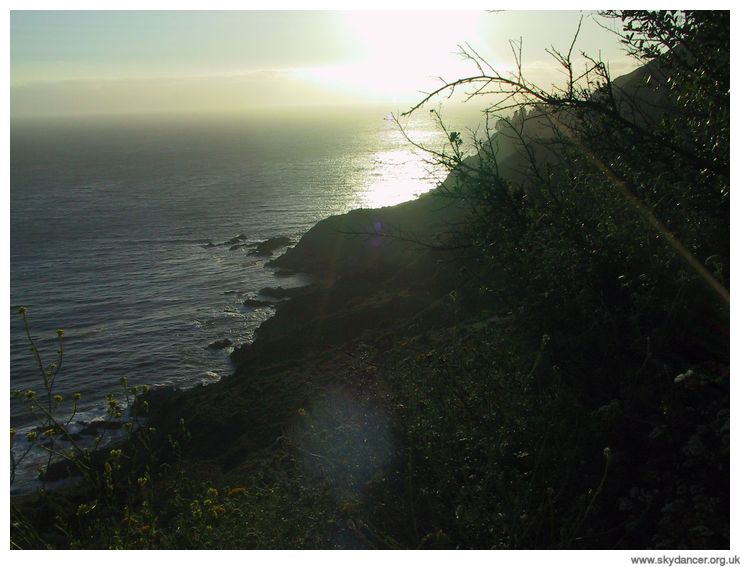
360,128,448,209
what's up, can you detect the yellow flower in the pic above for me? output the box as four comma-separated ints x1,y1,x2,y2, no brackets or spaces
26,431,38,442
53,394,63,403
18,306,27,315
56,328,64,338
298,408,307,417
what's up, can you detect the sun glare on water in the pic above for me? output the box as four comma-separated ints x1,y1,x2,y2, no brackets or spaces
360,147,434,208
359,124,448,209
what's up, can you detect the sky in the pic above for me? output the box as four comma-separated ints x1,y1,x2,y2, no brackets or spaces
9,10,639,117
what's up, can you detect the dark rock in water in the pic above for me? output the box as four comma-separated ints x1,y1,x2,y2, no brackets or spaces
252,236,293,256
243,298,275,308
41,459,83,482
219,233,248,247
229,243,248,251
208,338,233,349
258,285,312,299
202,241,216,248
274,268,295,277
77,420,124,436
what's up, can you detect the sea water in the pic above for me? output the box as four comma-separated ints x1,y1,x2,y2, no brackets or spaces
10,106,465,449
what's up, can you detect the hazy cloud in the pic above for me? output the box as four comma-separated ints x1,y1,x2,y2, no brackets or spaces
10,70,365,117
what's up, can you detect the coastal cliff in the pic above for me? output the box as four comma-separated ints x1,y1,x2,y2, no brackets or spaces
147,187,473,470
13,124,729,548
12,32,730,547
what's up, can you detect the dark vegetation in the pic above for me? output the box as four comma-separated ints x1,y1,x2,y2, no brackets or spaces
11,11,729,549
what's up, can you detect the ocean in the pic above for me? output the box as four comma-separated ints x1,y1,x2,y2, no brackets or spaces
10,106,471,487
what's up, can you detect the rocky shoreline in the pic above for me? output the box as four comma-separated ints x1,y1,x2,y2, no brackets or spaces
11,34,731,547
202,234,294,256
138,188,470,468
11,194,462,494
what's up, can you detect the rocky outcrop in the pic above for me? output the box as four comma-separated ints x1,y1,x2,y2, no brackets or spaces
258,285,313,300
242,298,275,308
268,192,466,277
207,338,233,349
220,233,248,247
249,236,293,256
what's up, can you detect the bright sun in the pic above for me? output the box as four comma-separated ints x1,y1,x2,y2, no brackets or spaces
295,11,487,101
